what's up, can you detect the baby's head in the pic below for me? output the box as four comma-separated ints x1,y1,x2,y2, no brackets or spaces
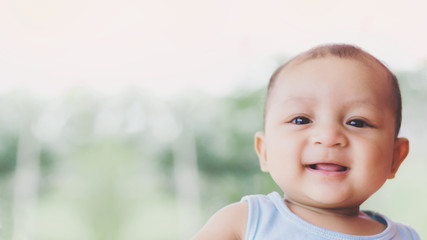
265,44,402,138
255,44,409,209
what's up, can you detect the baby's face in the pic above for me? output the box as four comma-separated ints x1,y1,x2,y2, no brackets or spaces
256,56,405,209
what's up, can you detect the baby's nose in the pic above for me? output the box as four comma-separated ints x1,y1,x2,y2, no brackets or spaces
310,123,348,147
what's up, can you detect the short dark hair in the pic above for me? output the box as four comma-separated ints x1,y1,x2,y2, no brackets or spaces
265,44,402,137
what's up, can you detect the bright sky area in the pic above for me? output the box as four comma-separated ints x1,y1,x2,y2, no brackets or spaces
1,0,426,98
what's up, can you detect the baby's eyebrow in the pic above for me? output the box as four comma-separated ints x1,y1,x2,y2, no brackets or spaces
280,97,316,105
342,99,384,111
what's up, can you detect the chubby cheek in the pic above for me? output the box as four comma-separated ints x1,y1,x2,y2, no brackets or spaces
267,132,306,166
353,140,395,190
266,133,307,185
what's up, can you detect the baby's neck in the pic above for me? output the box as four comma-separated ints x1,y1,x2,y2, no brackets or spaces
285,198,360,217
285,198,386,236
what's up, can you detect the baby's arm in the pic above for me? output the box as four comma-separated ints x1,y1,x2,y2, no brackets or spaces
191,202,248,240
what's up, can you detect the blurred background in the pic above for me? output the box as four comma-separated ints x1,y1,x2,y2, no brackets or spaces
1,0,426,239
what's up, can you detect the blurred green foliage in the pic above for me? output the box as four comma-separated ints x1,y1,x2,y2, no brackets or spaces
0,65,426,239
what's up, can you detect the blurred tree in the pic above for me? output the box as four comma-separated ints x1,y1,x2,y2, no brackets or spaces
161,88,278,219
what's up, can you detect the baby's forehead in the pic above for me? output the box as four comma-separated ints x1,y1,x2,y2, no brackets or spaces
268,56,393,105
275,56,390,90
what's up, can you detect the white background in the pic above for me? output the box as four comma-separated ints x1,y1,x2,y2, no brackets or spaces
1,0,426,97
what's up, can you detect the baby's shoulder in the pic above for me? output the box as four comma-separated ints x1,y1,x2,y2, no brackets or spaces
191,202,248,240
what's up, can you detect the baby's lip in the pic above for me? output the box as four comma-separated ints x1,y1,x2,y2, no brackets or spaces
305,162,350,172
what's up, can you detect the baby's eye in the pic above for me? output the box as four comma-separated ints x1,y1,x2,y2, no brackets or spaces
347,119,369,128
290,116,312,125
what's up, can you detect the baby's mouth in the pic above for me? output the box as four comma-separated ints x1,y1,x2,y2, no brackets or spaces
307,163,349,172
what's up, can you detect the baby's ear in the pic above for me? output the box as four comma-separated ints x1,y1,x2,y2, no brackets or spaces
388,137,409,179
254,131,269,172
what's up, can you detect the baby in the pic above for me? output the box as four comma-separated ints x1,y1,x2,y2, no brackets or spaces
192,44,420,239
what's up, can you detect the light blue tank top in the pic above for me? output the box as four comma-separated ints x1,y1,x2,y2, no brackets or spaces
241,192,420,240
